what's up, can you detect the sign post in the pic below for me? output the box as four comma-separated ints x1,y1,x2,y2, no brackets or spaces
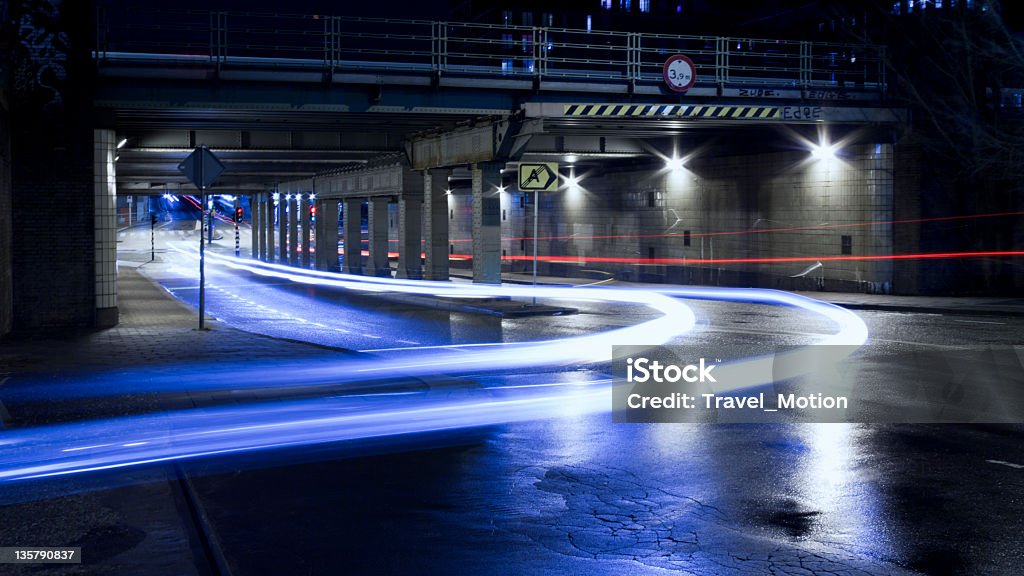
150,213,156,262
517,162,559,303
234,202,242,258
177,145,226,330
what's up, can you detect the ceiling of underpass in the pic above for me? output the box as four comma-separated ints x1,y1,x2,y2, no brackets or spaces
109,103,885,195
109,107,479,194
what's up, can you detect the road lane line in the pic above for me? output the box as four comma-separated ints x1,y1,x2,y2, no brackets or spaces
987,459,1024,469
953,319,1006,325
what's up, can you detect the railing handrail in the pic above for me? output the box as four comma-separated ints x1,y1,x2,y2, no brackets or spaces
95,7,887,91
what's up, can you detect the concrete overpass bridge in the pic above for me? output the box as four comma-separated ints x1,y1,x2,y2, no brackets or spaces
90,7,912,327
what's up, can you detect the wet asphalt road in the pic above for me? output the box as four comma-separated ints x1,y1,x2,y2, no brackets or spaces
119,226,1024,575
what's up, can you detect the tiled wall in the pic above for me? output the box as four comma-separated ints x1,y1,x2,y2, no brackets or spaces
94,130,118,320
449,144,896,292
0,99,10,336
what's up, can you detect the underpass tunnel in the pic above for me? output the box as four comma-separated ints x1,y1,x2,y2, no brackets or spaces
104,114,906,332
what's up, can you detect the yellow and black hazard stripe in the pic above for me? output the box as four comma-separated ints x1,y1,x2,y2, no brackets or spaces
564,104,683,116
562,104,780,119
679,105,779,119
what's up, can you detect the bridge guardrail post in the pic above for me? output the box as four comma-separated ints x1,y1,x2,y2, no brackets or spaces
627,32,639,87
799,41,811,90
95,6,108,61
210,11,227,73
715,36,729,88
323,16,339,76
432,21,448,75
533,27,545,82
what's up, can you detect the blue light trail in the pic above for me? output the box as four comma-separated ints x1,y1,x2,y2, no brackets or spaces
0,249,868,490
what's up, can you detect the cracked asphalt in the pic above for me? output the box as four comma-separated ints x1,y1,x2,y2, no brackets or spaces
135,226,1024,575
2,225,1021,575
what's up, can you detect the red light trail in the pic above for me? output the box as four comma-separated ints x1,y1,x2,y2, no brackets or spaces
427,210,1024,244
447,251,1024,265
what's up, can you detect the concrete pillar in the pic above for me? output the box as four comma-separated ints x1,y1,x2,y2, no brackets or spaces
397,192,423,279
472,162,502,284
93,129,118,327
367,196,391,277
321,199,340,272
342,198,363,275
250,194,260,259
266,194,274,262
301,193,312,268
288,194,299,265
260,192,268,260
278,194,287,262
423,169,450,281
313,199,323,270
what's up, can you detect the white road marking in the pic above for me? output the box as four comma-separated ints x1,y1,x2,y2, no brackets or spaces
986,459,1024,469
953,319,1006,325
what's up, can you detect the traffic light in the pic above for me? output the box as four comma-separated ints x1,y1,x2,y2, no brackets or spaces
234,207,243,223
310,204,317,217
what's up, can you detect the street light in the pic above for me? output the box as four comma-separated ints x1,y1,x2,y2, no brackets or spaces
665,156,685,171
810,141,839,161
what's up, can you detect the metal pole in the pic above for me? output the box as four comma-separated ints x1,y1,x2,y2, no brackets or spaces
207,203,214,245
532,191,538,305
234,199,240,258
199,149,206,330
150,213,155,262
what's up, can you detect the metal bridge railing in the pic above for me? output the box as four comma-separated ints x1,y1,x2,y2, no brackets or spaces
95,7,887,91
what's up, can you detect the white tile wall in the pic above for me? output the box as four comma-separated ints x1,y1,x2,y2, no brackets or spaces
94,129,118,310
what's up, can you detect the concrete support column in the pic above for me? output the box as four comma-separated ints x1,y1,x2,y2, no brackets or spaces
278,194,287,262
367,196,391,277
397,192,423,279
423,169,450,281
301,193,312,268
93,129,118,327
250,194,260,259
313,199,324,270
288,194,299,265
259,194,268,261
342,198,363,275
472,162,503,284
262,194,272,262
322,199,339,272
323,198,339,270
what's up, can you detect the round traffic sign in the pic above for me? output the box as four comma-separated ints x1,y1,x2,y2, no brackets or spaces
663,55,697,92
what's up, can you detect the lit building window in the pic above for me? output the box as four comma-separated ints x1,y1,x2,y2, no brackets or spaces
600,0,612,9
586,14,592,31
639,0,650,12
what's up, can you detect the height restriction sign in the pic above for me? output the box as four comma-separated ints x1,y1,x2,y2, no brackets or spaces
663,54,697,92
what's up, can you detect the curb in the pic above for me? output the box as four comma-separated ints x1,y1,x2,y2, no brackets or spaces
819,302,1024,318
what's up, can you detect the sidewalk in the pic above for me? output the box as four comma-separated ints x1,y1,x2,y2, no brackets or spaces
0,265,471,575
